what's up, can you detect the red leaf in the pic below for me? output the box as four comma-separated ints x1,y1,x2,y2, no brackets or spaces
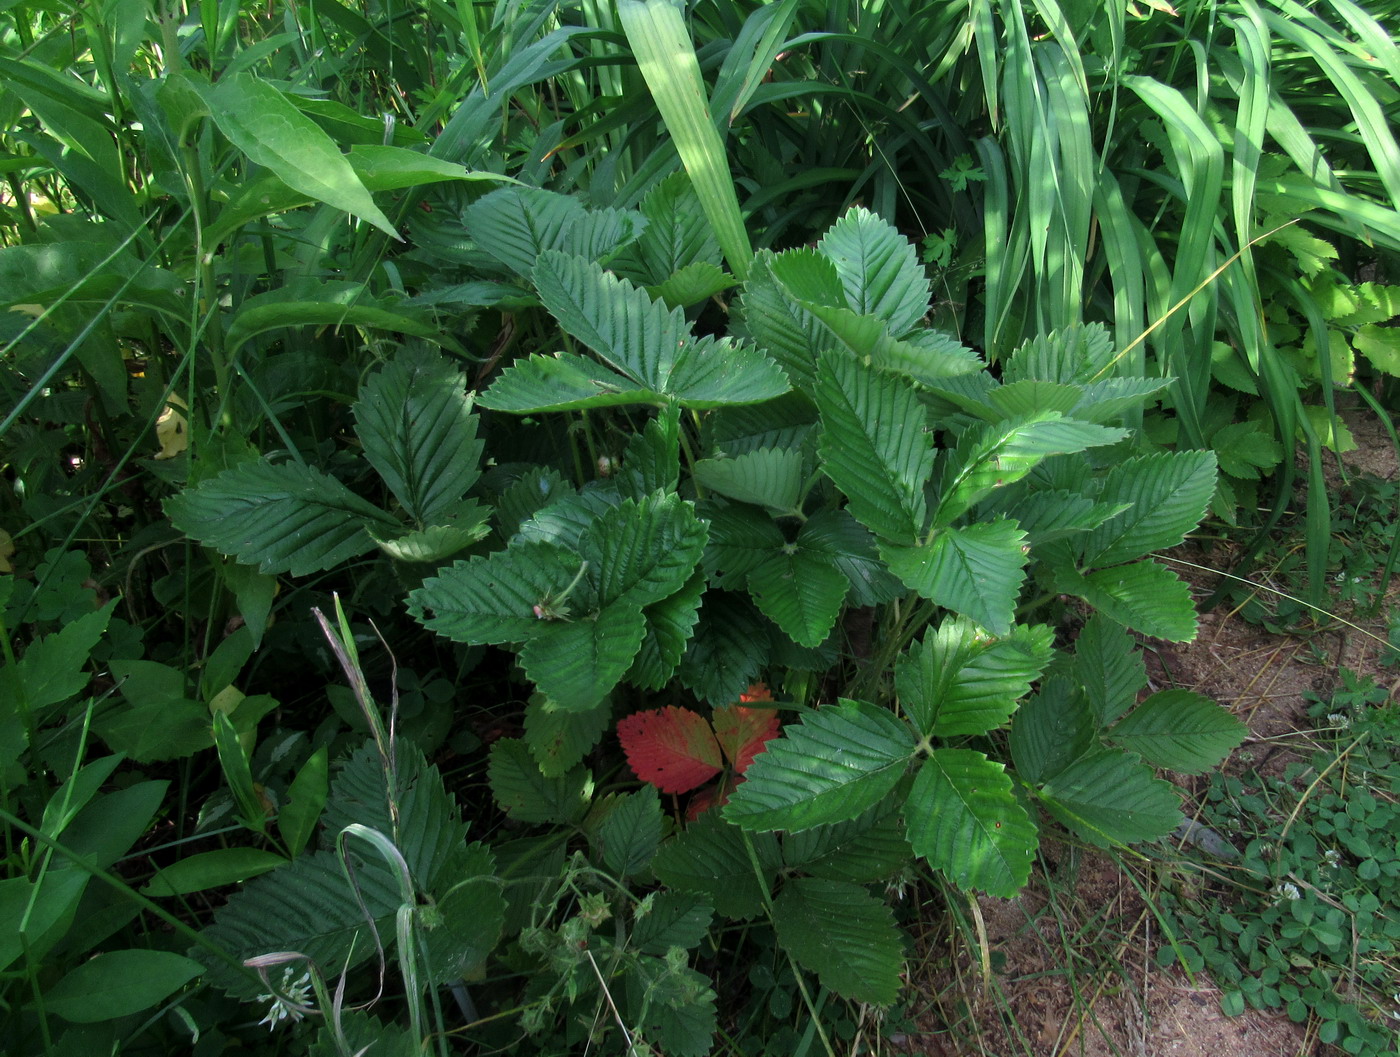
712,705,780,775
686,774,750,820
617,707,723,794
740,682,773,703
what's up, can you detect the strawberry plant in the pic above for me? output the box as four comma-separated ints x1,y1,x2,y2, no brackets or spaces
165,180,1247,1050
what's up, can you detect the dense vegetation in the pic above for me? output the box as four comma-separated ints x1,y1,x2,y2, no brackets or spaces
1,0,1397,1053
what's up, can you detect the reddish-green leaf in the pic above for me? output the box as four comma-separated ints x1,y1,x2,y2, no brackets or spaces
618,707,723,794
712,705,780,775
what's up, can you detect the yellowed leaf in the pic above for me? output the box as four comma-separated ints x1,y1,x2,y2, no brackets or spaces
154,396,189,460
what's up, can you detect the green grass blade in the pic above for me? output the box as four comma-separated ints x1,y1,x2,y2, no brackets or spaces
618,0,752,280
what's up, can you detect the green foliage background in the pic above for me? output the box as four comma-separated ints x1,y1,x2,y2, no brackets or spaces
0,0,1396,1052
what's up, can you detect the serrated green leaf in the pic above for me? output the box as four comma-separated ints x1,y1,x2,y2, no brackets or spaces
353,347,483,523
648,261,736,308
936,414,1128,528
747,549,847,649
652,813,779,919
869,327,983,385
693,448,804,513
1039,749,1182,846
631,892,714,955
724,699,914,832
1008,676,1097,785
1211,422,1283,480
1001,491,1131,546
599,786,663,877
1353,323,1400,376
205,73,396,237
1054,559,1198,642
1081,452,1217,568
534,251,691,389
906,749,1038,897
627,571,707,690
580,493,708,610
478,352,660,413
816,353,933,544
818,206,931,337
678,592,770,705
618,406,681,500
496,468,573,538
700,503,786,587
196,846,397,997
796,510,903,606
12,599,115,711
772,878,904,1005
1071,377,1173,424
515,490,621,549
735,251,837,393
421,843,503,984
882,520,1029,636
1073,615,1147,726
463,186,587,276
625,956,718,1057
895,619,1053,738
371,510,491,564
524,695,611,777
635,173,722,279
488,739,591,824
1004,323,1116,385
519,604,647,711
663,334,791,408
1106,690,1247,773
408,540,583,645
164,460,397,576
320,744,470,893
782,800,911,883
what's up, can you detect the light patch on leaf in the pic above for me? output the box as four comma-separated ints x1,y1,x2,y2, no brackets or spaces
154,395,188,460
